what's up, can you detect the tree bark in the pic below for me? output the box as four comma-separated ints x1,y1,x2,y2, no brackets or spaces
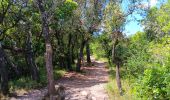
0,46,9,95
25,29,39,82
71,41,75,64
112,38,122,95
76,40,86,72
37,0,55,96
67,34,72,71
112,39,118,63
116,62,122,95
85,40,91,64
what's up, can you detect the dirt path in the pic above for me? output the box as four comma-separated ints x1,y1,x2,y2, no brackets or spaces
57,60,109,100
11,59,109,100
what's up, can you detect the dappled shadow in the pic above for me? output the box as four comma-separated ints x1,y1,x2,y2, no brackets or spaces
56,61,108,88
9,87,48,100
56,60,109,100
11,60,109,100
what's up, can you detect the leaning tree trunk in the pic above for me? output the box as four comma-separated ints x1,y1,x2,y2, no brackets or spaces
0,45,9,95
25,29,39,82
37,0,55,96
86,40,91,65
76,40,86,72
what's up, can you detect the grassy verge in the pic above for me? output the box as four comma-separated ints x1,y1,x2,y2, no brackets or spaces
105,67,140,100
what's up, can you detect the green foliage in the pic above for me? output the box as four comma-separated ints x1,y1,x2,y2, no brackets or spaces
1,0,170,99
91,41,106,59
9,64,66,91
143,1,170,38
132,8,170,99
125,32,150,77
91,33,112,62
54,68,66,80
36,56,45,68
124,33,170,99
114,40,128,63
9,77,40,90
54,0,78,20
106,67,140,100
134,67,169,100
104,1,125,33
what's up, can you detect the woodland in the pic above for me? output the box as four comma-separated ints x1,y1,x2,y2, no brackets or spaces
0,0,170,100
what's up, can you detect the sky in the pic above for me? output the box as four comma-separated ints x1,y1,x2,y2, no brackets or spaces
124,0,158,36
101,0,166,36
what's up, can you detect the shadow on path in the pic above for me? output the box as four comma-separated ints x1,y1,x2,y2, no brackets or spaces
10,59,109,100
56,60,109,100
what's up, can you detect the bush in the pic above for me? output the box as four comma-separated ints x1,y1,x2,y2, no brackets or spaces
126,35,170,99
133,67,169,100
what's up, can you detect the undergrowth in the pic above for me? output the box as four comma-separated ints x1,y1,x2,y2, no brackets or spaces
105,66,140,100
9,66,66,93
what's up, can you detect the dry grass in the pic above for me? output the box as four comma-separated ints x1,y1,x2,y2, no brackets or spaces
106,79,140,100
105,67,140,100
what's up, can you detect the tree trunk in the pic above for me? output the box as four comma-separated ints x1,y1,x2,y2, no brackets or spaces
45,42,55,95
86,40,91,65
76,40,86,72
25,29,39,82
55,31,66,68
71,41,75,64
67,34,72,71
37,0,55,96
0,46,9,95
71,34,78,64
112,38,122,95
116,62,122,95
112,39,118,63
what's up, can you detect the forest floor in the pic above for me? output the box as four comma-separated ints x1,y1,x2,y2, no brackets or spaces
10,58,109,100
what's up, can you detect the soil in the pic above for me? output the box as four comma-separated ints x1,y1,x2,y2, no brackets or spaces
10,59,109,100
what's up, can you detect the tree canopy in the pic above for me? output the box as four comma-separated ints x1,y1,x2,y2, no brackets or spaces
0,0,170,99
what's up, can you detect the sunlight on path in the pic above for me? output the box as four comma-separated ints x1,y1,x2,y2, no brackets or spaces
57,57,109,100
11,57,109,100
